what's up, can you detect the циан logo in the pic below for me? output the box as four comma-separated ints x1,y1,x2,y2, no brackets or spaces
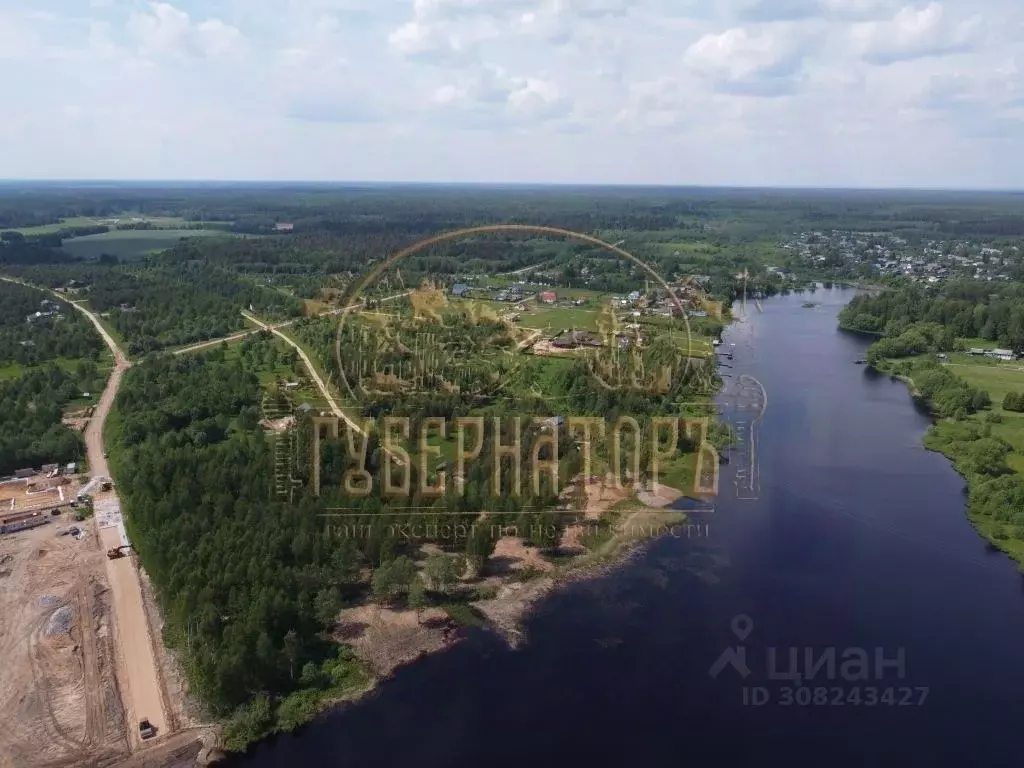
710,614,929,708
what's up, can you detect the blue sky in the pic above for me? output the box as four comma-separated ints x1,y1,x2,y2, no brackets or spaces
2,0,1023,187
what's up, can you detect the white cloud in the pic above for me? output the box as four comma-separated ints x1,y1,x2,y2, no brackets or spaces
850,3,982,64
127,2,246,60
684,24,813,95
429,66,572,127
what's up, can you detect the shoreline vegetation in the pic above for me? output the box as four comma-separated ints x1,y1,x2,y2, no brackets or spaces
217,483,708,757
839,287,1024,569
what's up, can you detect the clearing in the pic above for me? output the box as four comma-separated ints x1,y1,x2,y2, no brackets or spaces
0,481,129,767
942,354,1024,463
60,230,243,261
334,605,457,679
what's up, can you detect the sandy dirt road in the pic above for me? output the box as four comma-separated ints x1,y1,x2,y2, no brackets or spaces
242,310,410,469
65,296,170,747
99,522,168,747
171,291,411,358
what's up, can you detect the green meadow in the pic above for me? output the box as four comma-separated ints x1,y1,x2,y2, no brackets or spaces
61,229,242,260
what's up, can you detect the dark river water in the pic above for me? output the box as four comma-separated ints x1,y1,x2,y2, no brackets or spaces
227,287,1024,768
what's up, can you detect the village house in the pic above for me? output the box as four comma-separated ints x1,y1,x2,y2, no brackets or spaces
551,330,602,349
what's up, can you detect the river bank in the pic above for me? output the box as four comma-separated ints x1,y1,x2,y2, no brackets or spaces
864,353,1024,566
212,477,695,758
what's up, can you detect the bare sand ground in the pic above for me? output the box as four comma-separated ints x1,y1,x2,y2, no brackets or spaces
258,416,296,432
483,474,688,647
100,522,168,749
490,536,554,573
335,605,456,678
529,339,579,357
0,517,129,768
138,569,204,733
74,286,173,754
635,482,684,508
472,578,557,648
559,475,630,550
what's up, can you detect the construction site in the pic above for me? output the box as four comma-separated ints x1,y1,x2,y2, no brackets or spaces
0,466,211,768
0,467,130,766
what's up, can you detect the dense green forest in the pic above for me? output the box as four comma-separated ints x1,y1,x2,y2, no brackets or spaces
4,261,302,354
0,365,104,475
0,233,76,265
154,226,808,305
840,281,1024,352
0,280,106,474
109,335,612,746
4,184,1024,238
0,281,104,366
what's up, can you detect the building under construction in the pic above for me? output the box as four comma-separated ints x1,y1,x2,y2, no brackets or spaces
1,508,57,534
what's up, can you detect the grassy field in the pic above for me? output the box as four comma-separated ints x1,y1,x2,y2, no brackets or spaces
521,305,603,332
61,229,241,260
889,352,1024,563
6,215,234,236
940,356,1024,464
656,241,723,257
0,356,111,383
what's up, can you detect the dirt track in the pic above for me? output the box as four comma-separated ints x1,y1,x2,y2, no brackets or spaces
99,522,168,748
68,295,170,750
1,278,175,764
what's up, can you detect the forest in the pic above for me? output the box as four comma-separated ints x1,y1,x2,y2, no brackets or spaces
109,336,577,746
4,184,1024,239
4,260,302,355
0,281,104,366
0,364,104,475
0,280,106,474
840,280,1024,353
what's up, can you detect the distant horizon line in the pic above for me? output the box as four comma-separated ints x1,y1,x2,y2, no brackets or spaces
0,179,1022,194
0,179,1019,192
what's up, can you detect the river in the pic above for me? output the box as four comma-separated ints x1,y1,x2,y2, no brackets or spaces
226,287,1024,767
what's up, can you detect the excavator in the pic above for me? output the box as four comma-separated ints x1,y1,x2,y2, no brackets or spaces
106,545,132,560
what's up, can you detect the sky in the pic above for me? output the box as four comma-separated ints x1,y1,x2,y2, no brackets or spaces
2,0,1023,187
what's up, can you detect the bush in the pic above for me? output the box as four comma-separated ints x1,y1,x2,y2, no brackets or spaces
985,412,1004,424
1003,391,1024,412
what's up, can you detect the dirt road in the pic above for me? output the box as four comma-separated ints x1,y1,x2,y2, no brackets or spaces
63,298,170,748
171,291,411,358
242,309,408,468
99,522,168,747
